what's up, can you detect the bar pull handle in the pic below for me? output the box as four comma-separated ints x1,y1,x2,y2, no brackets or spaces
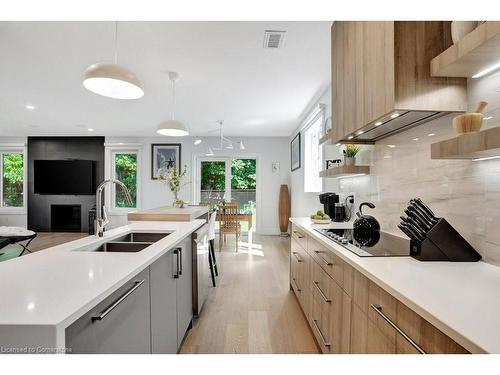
370,304,426,354
292,251,303,262
314,250,333,266
92,280,145,322
313,281,331,303
312,319,330,348
179,247,183,276
173,248,180,278
293,231,304,239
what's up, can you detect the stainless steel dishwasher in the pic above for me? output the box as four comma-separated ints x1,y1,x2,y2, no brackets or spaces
192,223,209,316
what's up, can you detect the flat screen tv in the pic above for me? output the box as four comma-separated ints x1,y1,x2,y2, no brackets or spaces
34,160,96,195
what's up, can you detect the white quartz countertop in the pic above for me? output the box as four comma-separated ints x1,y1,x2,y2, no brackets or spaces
0,220,204,330
291,217,500,354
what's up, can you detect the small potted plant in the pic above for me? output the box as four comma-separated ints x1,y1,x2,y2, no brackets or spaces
343,144,360,166
158,164,189,207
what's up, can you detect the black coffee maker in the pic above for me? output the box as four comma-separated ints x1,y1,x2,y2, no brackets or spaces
319,193,338,219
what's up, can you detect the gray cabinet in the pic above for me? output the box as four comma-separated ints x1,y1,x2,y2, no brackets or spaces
66,268,151,354
176,237,193,345
150,248,178,354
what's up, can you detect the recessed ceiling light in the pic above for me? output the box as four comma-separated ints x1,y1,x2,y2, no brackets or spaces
428,133,435,137
484,116,493,120
413,138,419,141
388,145,396,148
356,130,364,135
374,121,383,126
87,128,94,132
25,104,35,111
472,62,500,79
390,113,400,119
194,139,202,145
347,135,354,140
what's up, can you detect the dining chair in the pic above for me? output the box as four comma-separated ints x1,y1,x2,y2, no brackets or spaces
219,203,240,252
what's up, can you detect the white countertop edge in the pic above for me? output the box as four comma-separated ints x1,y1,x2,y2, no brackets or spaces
290,217,488,354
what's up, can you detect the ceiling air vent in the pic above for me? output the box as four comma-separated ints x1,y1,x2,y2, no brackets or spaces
263,30,286,49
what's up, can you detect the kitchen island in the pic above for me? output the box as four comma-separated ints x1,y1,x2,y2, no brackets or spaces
290,217,500,354
128,205,209,222
0,220,205,354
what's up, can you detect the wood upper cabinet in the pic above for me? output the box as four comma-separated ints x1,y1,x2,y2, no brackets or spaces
331,21,467,143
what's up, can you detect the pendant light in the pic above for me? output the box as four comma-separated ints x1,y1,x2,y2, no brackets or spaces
83,22,144,100
157,72,189,137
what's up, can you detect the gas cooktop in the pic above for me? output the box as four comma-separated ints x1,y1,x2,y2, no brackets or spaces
314,228,410,257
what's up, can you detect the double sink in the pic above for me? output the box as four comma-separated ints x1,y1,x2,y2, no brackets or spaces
77,232,170,253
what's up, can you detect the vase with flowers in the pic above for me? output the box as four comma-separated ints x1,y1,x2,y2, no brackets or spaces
158,164,189,208
343,144,360,166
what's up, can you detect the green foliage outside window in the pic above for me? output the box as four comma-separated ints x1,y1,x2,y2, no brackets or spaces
200,161,225,190
115,153,137,208
231,159,256,189
2,153,24,207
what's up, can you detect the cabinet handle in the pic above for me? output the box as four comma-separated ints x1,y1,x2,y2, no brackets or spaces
292,277,302,292
314,250,333,266
293,231,304,239
370,304,426,354
92,279,145,322
312,319,330,347
173,248,180,278
179,247,183,276
313,281,331,303
292,251,303,263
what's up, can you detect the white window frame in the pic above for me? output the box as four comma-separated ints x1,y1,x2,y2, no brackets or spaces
0,145,27,214
105,144,142,214
303,107,325,193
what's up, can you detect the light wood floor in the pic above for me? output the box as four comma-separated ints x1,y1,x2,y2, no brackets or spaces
180,234,319,354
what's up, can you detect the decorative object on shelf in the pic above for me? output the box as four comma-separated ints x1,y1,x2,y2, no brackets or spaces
158,163,189,207
453,101,488,135
325,159,342,169
451,21,479,44
278,184,290,236
83,22,144,100
290,133,301,171
157,72,189,136
195,120,245,155
272,162,280,173
343,144,360,166
151,144,181,179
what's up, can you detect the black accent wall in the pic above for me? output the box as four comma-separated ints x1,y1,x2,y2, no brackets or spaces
28,137,105,232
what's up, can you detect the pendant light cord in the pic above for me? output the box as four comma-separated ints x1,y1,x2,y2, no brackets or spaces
114,21,118,64
171,78,176,120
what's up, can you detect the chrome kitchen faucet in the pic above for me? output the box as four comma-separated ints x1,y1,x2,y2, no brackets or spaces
95,179,133,237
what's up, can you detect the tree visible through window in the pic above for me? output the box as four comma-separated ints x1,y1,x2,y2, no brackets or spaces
2,153,24,207
114,153,137,208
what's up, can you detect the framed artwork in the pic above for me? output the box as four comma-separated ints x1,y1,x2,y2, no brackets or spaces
290,133,301,171
151,143,181,179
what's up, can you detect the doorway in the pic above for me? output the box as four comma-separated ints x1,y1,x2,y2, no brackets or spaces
194,156,258,236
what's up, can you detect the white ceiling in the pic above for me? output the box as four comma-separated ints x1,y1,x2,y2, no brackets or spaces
0,21,331,137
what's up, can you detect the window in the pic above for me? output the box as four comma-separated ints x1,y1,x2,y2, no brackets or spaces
1,151,24,208
112,151,139,209
304,114,323,192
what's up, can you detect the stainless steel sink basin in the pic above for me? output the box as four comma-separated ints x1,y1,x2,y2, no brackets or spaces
91,241,153,253
111,232,170,243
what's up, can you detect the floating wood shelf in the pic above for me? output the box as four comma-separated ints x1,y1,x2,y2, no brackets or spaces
319,165,370,178
431,22,500,77
431,127,500,159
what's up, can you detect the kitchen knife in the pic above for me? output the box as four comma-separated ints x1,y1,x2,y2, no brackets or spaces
414,198,438,221
399,222,424,242
398,223,417,241
406,217,427,239
407,206,433,231
409,202,438,226
404,208,429,234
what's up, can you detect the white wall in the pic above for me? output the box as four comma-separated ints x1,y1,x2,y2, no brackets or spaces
0,137,27,227
105,136,290,235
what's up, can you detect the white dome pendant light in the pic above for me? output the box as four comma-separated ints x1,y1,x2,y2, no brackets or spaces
83,22,144,100
157,72,189,136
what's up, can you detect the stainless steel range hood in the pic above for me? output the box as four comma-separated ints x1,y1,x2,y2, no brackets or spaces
342,110,451,143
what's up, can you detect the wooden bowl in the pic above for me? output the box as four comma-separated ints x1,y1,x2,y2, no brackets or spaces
453,113,484,135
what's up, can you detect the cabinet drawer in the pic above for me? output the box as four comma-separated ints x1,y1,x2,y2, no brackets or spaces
291,224,308,250
310,261,351,354
308,238,344,287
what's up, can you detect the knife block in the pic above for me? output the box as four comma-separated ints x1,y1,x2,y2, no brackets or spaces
409,218,481,262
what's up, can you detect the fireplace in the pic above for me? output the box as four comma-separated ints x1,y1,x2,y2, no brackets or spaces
51,204,82,232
